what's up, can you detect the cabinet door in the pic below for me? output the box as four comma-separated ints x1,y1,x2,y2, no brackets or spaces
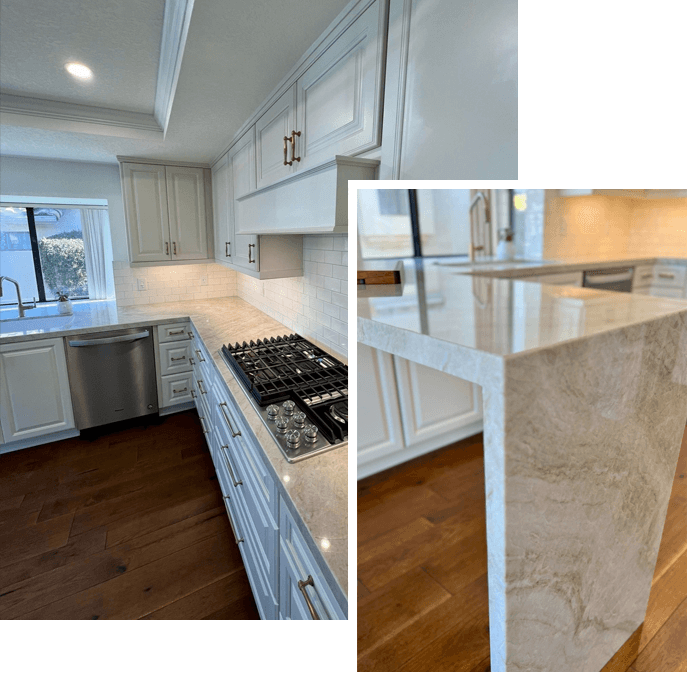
356,343,404,464
212,155,232,262
393,357,482,448
122,163,171,262
296,0,385,170
165,166,209,260
230,128,260,272
255,86,295,189
0,338,75,442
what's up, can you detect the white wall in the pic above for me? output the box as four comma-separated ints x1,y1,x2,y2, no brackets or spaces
0,155,122,297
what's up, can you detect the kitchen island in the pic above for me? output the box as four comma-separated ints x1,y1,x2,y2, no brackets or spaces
0,297,347,612
358,260,686,671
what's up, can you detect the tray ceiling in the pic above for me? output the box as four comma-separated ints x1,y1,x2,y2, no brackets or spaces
0,0,351,164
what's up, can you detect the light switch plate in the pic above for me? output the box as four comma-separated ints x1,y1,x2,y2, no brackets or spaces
137,278,147,291
201,275,208,286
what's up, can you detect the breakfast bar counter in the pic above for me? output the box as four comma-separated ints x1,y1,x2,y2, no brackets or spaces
358,260,686,671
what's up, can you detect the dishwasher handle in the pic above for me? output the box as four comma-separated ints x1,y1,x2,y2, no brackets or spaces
68,330,150,347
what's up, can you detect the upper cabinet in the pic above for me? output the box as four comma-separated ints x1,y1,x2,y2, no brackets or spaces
256,87,296,190
120,160,212,264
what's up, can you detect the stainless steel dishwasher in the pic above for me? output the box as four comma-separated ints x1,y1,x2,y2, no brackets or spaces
582,267,634,292
64,327,158,430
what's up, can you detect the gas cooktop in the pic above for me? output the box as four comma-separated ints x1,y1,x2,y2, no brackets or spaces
220,334,347,463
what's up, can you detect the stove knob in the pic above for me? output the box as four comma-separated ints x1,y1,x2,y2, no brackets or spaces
266,404,280,421
292,411,306,427
276,416,289,433
286,429,301,449
282,400,295,414
304,425,318,443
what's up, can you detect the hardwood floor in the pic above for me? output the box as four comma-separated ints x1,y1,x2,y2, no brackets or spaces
357,428,687,672
0,410,259,620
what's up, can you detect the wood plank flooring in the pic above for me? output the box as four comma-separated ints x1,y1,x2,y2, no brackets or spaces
357,428,687,672
0,410,259,620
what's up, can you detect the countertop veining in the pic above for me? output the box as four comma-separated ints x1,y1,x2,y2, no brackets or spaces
0,298,348,597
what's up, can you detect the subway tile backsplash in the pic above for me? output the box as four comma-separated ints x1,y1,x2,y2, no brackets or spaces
236,235,348,359
113,261,237,305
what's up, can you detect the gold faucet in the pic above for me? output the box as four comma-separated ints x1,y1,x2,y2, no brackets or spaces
468,192,490,262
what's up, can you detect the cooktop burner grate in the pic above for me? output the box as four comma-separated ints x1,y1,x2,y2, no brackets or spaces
221,335,347,408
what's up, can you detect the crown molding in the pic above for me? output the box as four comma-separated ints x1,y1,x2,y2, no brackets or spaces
154,0,195,135
0,93,164,139
116,155,210,168
0,0,194,140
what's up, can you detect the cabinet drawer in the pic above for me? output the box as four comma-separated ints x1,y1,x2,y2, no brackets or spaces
161,372,194,408
279,497,345,620
650,286,686,300
157,322,191,343
158,340,193,376
653,265,686,288
634,265,655,286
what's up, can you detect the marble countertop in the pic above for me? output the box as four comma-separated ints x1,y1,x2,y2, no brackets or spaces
0,298,348,597
358,259,687,384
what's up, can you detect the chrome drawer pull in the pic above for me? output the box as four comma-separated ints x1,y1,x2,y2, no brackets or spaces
190,388,197,399
168,329,186,336
219,402,241,437
195,349,206,362
298,575,320,620
171,355,186,361
658,272,676,279
189,357,195,365
188,331,194,339
197,379,207,394
223,503,244,544
199,416,208,434
173,387,188,394
221,445,242,486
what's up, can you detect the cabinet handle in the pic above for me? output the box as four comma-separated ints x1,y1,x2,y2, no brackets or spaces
199,416,208,434
172,241,177,255
173,387,189,394
298,575,320,620
195,349,205,362
188,331,194,339
641,273,653,279
221,445,242,486
197,379,207,394
283,135,293,166
165,242,169,255
225,241,230,257
658,272,676,279
171,355,186,361
168,329,186,336
189,357,195,366
218,402,241,437
291,130,301,163
223,504,244,545
248,243,255,263
190,388,197,399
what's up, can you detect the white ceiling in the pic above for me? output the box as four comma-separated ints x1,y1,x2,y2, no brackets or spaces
0,0,164,113
0,0,350,164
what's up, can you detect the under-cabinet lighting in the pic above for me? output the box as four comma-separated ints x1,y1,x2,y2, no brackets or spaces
320,538,331,551
65,62,93,80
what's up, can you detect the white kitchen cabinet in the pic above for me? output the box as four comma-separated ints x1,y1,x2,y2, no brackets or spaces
380,0,518,180
295,0,385,170
357,342,484,478
632,263,687,300
229,128,259,272
356,343,404,463
0,338,75,442
155,323,195,412
212,153,233,263
393,357,483,448
120,160,212,264
160,372,194,408
255,87,296,190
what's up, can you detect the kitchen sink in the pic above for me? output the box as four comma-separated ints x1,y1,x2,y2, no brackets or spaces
0,309,73,323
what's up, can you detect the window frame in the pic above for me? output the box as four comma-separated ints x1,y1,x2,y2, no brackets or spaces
0,205,91,306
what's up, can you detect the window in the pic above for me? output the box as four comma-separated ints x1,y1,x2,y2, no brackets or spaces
358,189,512,260
0,204,109,305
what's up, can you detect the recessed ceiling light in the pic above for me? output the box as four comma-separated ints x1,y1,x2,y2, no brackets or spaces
65,62,93,80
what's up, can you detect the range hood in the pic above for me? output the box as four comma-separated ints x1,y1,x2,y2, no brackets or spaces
236,155,379,235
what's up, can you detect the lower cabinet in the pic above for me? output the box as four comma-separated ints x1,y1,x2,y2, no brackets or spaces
357,342,483,478
189,324,345,620
633,263,687,300
0,338,75,442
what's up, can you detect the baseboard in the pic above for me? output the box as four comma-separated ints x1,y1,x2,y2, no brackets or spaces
600,623,643,672
0,428,79,455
